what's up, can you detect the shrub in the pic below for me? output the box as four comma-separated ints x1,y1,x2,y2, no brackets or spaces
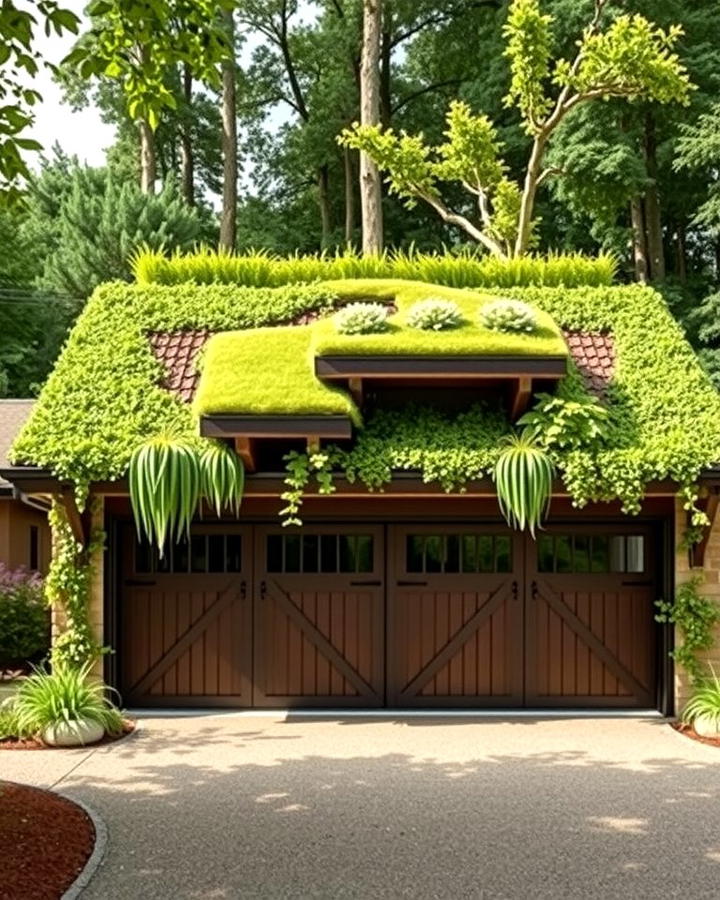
682,666,720,730
406,298,463,331
519,393,609,451
480,298,538,333
334,302,390,335
132,246,618,290
13,663,124,738
0,565,47,667
0,700,29,740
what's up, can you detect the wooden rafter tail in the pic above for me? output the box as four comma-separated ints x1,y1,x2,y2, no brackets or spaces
234,437,257,474
511,376,533,420
58,485,92,547
691,488,720,568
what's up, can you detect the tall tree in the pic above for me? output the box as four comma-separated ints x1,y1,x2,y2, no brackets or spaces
360,0,384,253
66,0,234,195
220,7,238,251
342,0,693,256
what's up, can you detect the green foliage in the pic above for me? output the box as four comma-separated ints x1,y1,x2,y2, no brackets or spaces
65,0,232,132
480,299,538,333
46,501,104,670
281,450,336,528
493,428,554,536
503,0,554,129
0,701,29,740
334,303,390,335
129,435,201,551
656,577,720,684
407,298,463,331
682,665,720,728
520,393,609,452
0,566,47,666
12,663,124,738
0,2,79,199
132,246,618,291
675,103,720,233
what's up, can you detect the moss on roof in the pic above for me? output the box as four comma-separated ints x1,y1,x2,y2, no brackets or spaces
10,276,720,514
193,280,566,419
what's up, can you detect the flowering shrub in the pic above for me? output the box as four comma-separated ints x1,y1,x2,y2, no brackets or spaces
407,298,463,331
0,565,47,667
480,298,538,333
334,302,390,335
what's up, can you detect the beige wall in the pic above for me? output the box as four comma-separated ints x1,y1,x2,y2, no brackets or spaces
0,497,51,572
675,495,720,712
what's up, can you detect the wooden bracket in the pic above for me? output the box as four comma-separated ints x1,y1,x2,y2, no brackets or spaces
306,436,321,455
234,437,257,474
690,487,720,568
58,486,92,549
348,377,364,408
510,376,533,420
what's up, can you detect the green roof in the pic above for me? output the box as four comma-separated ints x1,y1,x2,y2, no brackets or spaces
194,280,567,420
10,276,720,514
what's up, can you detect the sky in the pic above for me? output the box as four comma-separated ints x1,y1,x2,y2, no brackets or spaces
25,0,115,168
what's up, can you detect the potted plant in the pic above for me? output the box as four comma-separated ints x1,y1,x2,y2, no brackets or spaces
683,667,720,738
12,663,124,747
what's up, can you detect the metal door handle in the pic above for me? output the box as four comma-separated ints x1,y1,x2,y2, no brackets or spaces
397,580,428,586
350,580,382,586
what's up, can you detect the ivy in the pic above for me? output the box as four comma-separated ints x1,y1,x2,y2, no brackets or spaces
281,450,336,527
46,499,106,670
656,577,720,684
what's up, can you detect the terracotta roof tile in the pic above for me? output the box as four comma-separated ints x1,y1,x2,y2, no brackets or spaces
149,328,616,405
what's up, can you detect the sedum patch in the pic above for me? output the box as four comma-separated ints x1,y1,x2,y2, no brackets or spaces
11,278,720,516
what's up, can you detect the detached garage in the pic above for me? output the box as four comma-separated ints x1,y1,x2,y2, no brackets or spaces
5,276,720,716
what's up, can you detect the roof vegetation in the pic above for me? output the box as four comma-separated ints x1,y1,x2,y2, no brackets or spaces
10,276,720,517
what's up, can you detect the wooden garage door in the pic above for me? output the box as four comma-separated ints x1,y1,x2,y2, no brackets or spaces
119,525,252,707
387,526,524,707
254,526,385,708
525,526,657,708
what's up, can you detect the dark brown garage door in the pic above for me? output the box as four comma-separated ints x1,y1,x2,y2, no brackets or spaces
118,522,658,709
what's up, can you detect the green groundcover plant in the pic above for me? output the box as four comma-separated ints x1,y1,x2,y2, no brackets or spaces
132,246,617,291
682,666,720,730
10,277,720,523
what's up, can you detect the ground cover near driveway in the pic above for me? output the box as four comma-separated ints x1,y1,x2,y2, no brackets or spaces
2,715,719,899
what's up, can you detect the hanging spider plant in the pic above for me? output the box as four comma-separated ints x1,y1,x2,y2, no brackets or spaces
200,441,245,517
493,428,554,537
129,434,201,553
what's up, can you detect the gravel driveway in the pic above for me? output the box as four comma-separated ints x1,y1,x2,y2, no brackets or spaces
3,714,720,899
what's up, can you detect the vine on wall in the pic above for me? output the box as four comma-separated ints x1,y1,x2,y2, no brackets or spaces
46,498,106,670
656,576,720,685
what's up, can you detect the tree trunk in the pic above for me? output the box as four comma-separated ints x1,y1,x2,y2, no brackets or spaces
219,8,238,252
344,146,356,246
318,164,332,246
514,133,547,258
139,120,156,195
643,112,665,282
630,198,649,284
180,63,195,207
675,220,687,282
379,24,392,127
360,0,384,255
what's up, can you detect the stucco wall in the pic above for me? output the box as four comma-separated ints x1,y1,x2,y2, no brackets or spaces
0,497,51,572
675,495,720,712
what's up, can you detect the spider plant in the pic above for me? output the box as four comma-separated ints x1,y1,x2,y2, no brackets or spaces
13,664,124,738
493,428,554,536
200,441,245,517
682,665,720,731
129,434,201,552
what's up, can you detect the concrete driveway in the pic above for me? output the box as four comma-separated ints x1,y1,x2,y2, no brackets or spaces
3,714,720,899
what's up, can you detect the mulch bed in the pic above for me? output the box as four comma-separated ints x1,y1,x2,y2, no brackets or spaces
672,721,720,748
0,781,95,900
0,719,135,751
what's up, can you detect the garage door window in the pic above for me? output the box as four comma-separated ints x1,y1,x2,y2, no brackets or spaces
267,534,374,574
406,534,512,574
135,534,243,574
537,534,645,574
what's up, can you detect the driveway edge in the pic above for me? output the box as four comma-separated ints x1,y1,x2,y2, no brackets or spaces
60,794,108,900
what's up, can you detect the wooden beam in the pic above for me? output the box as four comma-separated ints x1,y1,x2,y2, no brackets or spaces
511,376,533,420
691,488,720,568
316,355,568,380
201,415,353,440
306,436,321,454
348,377,364,407
234,437,257,474
58,486,91,547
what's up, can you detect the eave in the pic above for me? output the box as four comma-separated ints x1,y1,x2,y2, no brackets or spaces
314,355,568,379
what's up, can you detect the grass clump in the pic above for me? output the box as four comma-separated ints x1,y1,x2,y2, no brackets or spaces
334,302,389,335
480,298,538,333
407,298,463,331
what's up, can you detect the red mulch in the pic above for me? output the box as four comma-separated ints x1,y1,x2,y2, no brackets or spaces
0,781,95,900
672,721,720,748
0,719,135,751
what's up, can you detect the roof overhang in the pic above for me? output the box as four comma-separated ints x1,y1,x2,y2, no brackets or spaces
315,355,568,379
199,415,353,440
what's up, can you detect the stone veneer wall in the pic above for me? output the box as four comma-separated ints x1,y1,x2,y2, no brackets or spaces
675,495,720,712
